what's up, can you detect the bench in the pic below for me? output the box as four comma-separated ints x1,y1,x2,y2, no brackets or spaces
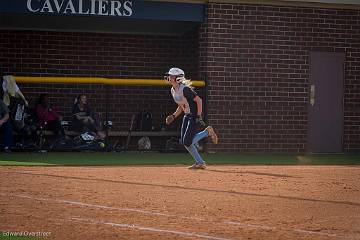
58,121,180,137
13,120,180,151
107,131,179,137
41,130,179,137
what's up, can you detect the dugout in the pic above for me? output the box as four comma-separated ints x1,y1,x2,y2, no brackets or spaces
0,0,207,151
1,0,360,153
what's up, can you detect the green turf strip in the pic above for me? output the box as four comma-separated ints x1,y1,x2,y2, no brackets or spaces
0,152,359,166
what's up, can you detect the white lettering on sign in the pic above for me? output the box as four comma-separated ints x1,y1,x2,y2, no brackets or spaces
110,0,121,16
27,0,39,12
78,0,89,14
98,0,108,16
26,0,133,17
53,0,65,12
41,0,54,13
64,0,76,13
123,0,132,16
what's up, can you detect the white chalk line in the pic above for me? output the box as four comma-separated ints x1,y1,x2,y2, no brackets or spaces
226,221,338,238
225,221,275,231
1,193,203,221
1,193,343,238
69,217,233,240
293,229,338,237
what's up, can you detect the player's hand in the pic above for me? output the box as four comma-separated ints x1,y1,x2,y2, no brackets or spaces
165,115,175,125
196,115,206,127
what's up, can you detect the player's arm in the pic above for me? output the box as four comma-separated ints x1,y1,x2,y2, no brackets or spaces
193,95,206,126
15,91,29,106
173,105,183,118
0,113,9,126
184,87,206,126
166,105,183,125
0,101,9,126
193,96,202,117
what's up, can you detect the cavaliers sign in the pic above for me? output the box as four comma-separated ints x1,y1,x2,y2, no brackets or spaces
26,0,133,17
0,0,204,22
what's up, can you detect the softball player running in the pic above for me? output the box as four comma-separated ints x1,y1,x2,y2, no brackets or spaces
165,67,218,169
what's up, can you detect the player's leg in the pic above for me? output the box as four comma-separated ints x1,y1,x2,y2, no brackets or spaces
191,125,219,146
184,144,205,166
182,116,206,168
180,115,189,145
205,126,218,144
1,121,13,152
181,115,196,159
192,129,208,145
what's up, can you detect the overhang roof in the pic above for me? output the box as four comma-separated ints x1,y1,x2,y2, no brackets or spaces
0,0,205,35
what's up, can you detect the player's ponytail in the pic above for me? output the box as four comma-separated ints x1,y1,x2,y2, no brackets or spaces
179,78,194,89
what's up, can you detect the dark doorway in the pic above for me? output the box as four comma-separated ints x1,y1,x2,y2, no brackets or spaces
308,52,344,153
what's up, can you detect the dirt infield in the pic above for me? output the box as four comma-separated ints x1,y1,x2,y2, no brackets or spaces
1,165,360,240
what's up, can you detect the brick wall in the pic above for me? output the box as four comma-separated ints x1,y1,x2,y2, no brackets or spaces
200,3,360,152
1,4,359,153
0,30,201,132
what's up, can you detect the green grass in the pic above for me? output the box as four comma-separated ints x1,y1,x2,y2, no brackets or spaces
0,152,359,166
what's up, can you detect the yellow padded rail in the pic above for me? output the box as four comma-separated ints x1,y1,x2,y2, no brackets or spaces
14,76,206,87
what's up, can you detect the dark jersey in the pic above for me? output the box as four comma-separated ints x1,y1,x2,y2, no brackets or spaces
171,84,198,115
72,103,92,118
0,99,9,118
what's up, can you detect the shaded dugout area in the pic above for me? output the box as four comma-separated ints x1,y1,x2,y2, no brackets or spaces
0,0,206,152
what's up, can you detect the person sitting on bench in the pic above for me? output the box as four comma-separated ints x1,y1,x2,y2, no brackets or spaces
71,94,105,140
36,93,65,138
